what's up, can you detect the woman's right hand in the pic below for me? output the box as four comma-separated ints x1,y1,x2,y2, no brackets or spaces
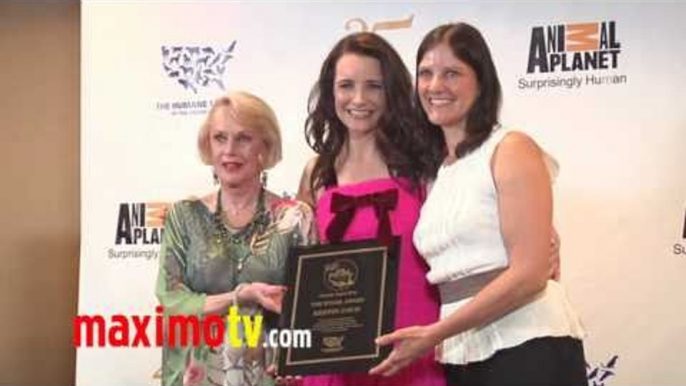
237,282,287,313
370,324,442,377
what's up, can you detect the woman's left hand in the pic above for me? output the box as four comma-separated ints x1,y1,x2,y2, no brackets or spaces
238,282,287,313
369,324,441,377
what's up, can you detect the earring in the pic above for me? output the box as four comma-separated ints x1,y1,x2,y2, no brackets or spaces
261,171,268,187
213,171,219,185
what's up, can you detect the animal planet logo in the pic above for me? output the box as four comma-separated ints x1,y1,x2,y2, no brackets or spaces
161,42,236,94
520,21,626,91
527,21,620,73
109,202,170,260
115,202,169,245
587,355,618,386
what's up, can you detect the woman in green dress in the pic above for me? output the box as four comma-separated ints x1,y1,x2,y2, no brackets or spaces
156,91,317,386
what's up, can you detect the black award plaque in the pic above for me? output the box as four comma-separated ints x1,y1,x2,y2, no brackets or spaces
277,237,399,376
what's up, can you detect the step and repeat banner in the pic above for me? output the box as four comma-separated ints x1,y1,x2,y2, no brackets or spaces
78,2,686,385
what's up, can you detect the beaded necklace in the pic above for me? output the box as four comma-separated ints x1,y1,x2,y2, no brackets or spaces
212,187,270,272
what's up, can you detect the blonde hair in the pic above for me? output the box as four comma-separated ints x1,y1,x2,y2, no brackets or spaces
198,91,282,169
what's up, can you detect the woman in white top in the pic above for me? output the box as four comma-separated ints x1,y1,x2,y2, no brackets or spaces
370,23,587,385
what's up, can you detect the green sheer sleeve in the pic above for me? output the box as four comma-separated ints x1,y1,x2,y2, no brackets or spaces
155,201,207,316
155,202,210,386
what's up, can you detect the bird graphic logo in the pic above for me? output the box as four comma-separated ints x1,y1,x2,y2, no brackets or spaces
587,355,618,386
161,41,236,94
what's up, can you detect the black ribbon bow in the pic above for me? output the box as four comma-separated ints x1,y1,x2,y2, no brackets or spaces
326,188,398,246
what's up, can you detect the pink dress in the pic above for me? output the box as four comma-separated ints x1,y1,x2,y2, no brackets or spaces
303,178,445,386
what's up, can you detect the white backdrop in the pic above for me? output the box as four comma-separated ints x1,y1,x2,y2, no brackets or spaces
78,2,686,385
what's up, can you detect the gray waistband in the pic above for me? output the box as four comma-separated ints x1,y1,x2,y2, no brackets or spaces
438,268,506,305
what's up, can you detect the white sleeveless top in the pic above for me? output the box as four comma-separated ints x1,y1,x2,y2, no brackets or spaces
413,126,585,365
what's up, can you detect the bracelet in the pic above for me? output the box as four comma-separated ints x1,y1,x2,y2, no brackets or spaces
233,283,248,308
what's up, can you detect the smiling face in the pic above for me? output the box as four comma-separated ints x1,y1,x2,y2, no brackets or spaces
417,42,480,131
333,53,387,136
209,106,265,188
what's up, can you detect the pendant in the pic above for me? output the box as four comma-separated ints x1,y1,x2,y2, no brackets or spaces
237,261,243,272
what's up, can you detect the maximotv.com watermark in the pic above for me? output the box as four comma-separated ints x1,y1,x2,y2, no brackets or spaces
74,306,312,349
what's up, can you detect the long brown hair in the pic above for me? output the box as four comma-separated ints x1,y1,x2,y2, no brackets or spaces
305,32,434,197
415,23,502,173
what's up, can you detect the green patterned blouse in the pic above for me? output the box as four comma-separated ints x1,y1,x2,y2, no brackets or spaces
155,194,317,386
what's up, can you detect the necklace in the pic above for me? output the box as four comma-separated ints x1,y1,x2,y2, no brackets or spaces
223,195,258,217
212,187,269,272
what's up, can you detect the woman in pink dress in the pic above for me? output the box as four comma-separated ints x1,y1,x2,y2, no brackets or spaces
296,32,446,386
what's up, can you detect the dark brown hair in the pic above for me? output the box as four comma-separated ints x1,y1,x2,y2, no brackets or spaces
415,23,502,172
305,32,433,196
